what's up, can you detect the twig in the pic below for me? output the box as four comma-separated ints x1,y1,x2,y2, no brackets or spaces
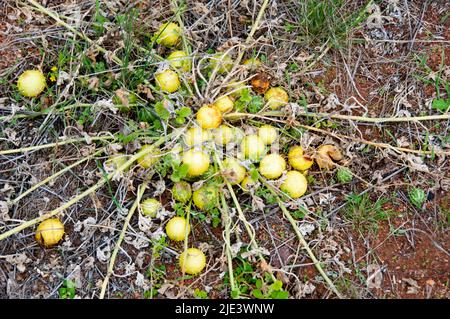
0,135,170,241
24,0,123,65
0,135,113,155
225,111,450,124
220,193,237,296
10,148,105,205
99,182,148,298
224,112,450,156
260,178,344,299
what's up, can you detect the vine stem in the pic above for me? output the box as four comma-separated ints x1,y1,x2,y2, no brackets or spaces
10,148,105,205
220,193,237,295
99,182,148,299
0,135,170,241
224,112,450,156
225,111,450,124
24,0,123,65
0,135,114,155
260,178,344,299
213,153,276,282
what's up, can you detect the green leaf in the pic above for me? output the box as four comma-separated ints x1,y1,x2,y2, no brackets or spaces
271,290,289,299
270,280,283,291
176,107,192,118
154,101,170,121
255,279,263,289
409,188,426,209
432,99,450,113
248,95,264,114
231,289,240,299
252,289,265,299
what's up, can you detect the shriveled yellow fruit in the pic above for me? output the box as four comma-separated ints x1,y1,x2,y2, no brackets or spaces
210,52,233,74
316,145,343,170
17,70,46,98
288,146,314,171
155,69,180,93
167,50,191,72
137,145,161,168
155,22,181,47
192,185,218,211
196,105,222,129
35,218,64,247
241,134,266,161
141,198,161,217
258,125,278,145
106,153,130,172
265,87,288,110
213,95,234,113
222,158,246,185
243,57,262,70
172,181,192,203
214,125,234,146
165,216,190,242
182,149,210,177
241,175,258,192
280,171,308,199
184,127,211,146
179,248,206,275
259,154,286,179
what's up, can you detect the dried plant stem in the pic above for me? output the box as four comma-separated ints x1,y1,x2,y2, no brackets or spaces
0,135,114,155
226,111,450,124
220,193,237,295
213,153,275,281
24,0,123,65
224,112,450,156
260,178,344,299
0,136,168,241
10,148,105,205
99,182,148,299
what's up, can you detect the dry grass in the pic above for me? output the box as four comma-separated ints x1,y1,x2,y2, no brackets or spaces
0,0,449,299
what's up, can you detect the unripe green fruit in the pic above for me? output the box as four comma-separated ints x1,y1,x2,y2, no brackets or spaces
172,181,192,203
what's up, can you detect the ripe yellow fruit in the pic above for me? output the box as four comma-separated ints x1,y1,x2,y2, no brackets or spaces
182,149,210,177
167,50,191,72
259,154,286,179
165,216,190,242
137,145,161,168
35,218,64,247
141,198,161,217
213,95,234,113
196,105,222,129
192,185,218,211
280,171,308,199
179,248,206,275
214,125,234,146
172,181,192,203
264,87,289,110
258,125,278,145
241,175,258,192
184,127,211,147
241,134,266,161
210,52,233,74
222,158,246,185
243,57,262,70
155,69,180,93
288,146,314,171
155,22,181,47
17,70,46,98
